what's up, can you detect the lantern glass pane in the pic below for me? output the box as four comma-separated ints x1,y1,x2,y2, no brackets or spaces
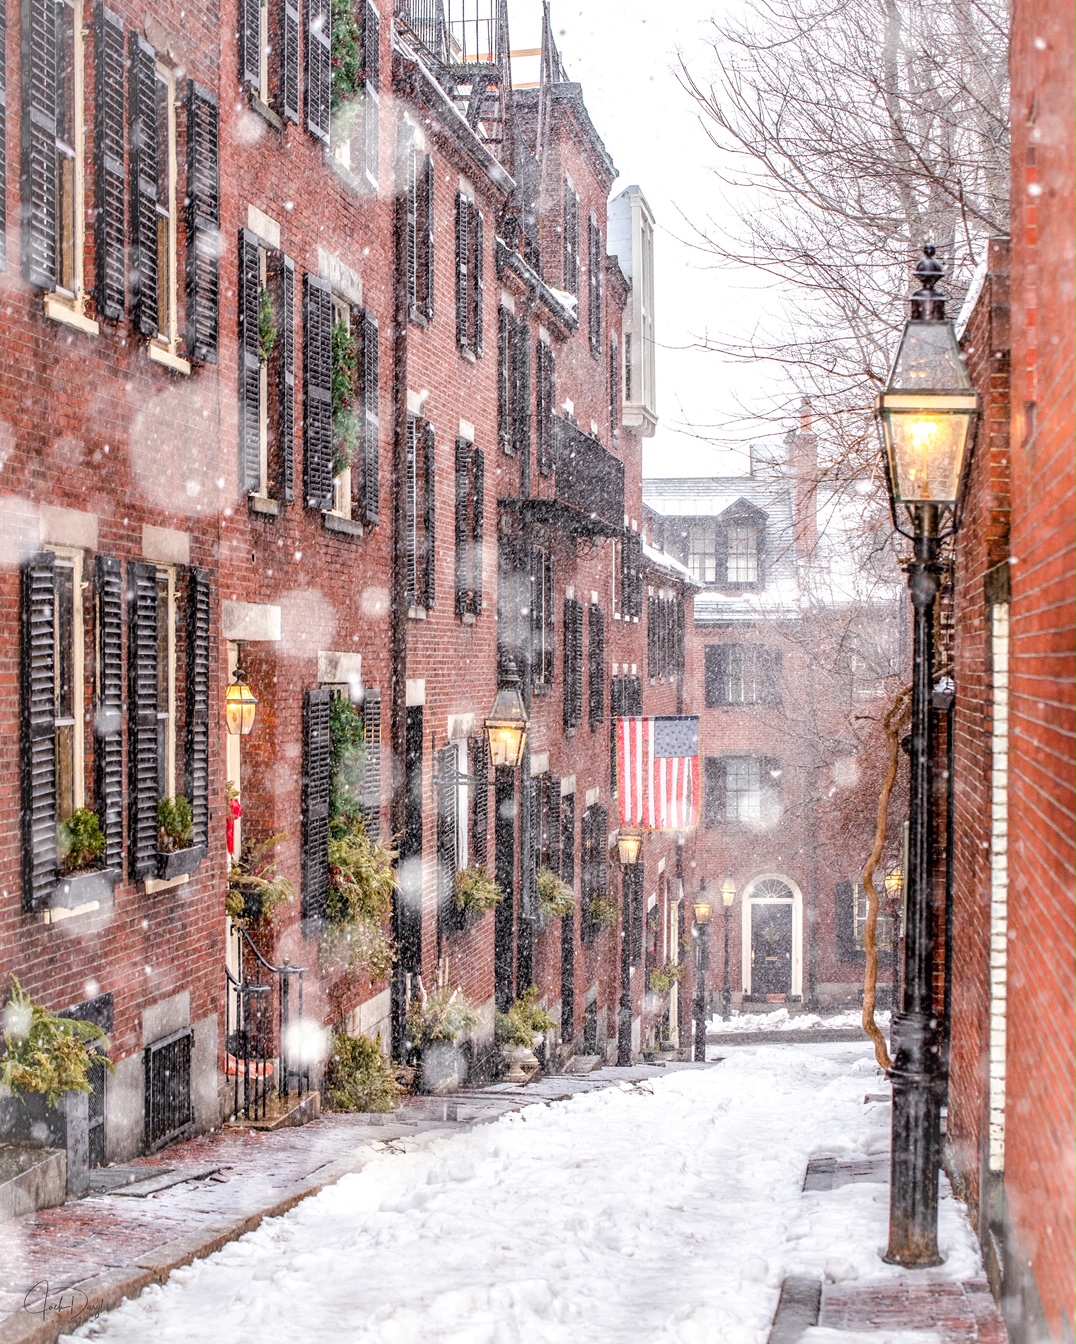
886,408,972,504
891,320,973,392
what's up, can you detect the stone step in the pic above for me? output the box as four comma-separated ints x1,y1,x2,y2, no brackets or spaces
225,1090,321,1132
0,1143,66,1222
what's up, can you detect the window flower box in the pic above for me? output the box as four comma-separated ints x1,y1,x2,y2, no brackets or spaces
155,845,206,881
52,867,118,910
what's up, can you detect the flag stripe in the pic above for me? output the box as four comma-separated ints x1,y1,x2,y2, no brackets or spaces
616,715,699,832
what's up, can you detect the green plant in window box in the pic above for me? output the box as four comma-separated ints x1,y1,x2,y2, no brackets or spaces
331,318,360,477
56,808,106,875
495,986,555,1049
648,962,682,997
0,977,114,1107
453,866,504,919
587,893,620,932
535,868,575,923
324,1029,400,1112
226,833,294,925
330,0,363,110
258,285,277,364
157,795,194,852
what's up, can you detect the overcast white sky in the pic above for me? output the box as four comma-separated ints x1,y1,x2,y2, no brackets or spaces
506,0,794,478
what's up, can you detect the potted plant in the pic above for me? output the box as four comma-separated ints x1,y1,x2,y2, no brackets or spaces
495,986,554,1081
0,978,113,1198
54,807,116,908
648,962,682,997
453,865,503,925
536,868,575,926
226,833,294,925
156,795,203,879
405,964,479,1094
324,1029,400,1113
585,893,620,940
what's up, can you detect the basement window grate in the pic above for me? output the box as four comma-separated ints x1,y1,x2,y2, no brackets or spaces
144,1027,195,1151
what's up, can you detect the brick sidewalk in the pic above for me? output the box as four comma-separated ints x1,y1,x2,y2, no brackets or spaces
0,1063,688,1344
821,1279,1008,1342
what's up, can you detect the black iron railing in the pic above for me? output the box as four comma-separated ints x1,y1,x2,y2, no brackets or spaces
225,929,309,1122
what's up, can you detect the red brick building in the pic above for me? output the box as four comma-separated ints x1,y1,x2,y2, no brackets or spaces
943,0,1075,1329
0,0,701,1167
645,419,907,1015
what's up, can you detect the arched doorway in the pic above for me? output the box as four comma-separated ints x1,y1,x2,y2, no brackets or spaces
741,875,803,1001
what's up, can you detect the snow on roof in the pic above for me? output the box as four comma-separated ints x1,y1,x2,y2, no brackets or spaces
641,540,700,587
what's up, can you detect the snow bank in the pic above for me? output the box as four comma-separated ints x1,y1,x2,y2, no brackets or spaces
708,1008,890,1034
69,1043,979,1344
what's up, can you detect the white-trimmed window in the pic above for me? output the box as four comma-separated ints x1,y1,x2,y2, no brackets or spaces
154,567,177,801
153,61,179,353
727,523,760,584
854,882,895,951
688,524,717,585
49,548,85,823
257,244,270,495
725,756,761,822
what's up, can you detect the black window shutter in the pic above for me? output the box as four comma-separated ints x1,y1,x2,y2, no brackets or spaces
363,0,380,89
93,4,126,320
436,745,458,941
185,568,210,849
0,0,7,271
21,0,57,289
560,791,575,886
301,688,331,919
127,560,159,879
536,340,555,476
470,733,488,865
185,82,220,362
472,209,484,356
20,552,57,911
543,551,555,684
704,644,723,707
588,604,604,729
454,438,469,617
404,417,418,606
238,229,262,494
835,881,859,961
588,216,602,356
514,316,530,460
564,597,583,731
422,152,434,317
128,33,159,336
282,0,300,122
95,555,124,871
405,142,418,309
609,336,618,431
278,253,296,501
471,446,484,614
455,192,469,347
306,0,330,142
361,690,381,838
360,310,379,523
497,308,511,452
422,420,436,609
303,273,334,509
562,180,577,293
241,0,260,90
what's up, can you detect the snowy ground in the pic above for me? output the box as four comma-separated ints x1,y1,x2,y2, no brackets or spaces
707,1009,891,1035
68,1043,980,1344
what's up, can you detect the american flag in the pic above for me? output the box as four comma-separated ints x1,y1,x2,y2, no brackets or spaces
616,716,700,831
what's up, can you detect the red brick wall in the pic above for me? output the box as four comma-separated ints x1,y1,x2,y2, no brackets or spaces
1004,0,1075,1329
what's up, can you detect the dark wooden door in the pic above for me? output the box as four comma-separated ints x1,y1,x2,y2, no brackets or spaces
751,903,793,996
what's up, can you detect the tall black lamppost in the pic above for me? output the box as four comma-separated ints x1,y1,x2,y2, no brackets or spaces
876,242,978,1267
693,881,712,1061
720,870,736,1020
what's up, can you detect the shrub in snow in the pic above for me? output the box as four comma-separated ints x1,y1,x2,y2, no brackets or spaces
324,1030,399,1113
1,977,113,1104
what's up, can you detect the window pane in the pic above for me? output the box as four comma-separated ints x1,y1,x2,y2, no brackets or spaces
56,723,76,823
688,525,715,583
726,756,760,821
55,1,75,146
54,565,75,720
727,525,758,583
155,76,170,204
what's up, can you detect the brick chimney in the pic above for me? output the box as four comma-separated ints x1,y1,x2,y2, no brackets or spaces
788,397,818,556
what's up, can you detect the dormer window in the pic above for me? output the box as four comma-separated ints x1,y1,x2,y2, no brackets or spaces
726,523,760,584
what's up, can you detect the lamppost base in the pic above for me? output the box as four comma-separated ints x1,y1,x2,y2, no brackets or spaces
884,1009,944,1268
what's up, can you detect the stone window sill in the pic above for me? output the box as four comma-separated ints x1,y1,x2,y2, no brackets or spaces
322,512,363,537
249,92,284,131
144,872,191,895
250,494,280,517
149,342,191,375
44,292,100,336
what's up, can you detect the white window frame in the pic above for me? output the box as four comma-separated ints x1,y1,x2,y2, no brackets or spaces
688,524,716,585
46,546,85,823
257,245,270,496
454,738,469,871
148,61,188,372
726,523,759,584
155,566,178,802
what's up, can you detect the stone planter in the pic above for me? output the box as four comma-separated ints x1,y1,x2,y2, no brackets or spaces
418,1042,464,1094
499,1044,540,1083
52,867,118,910
155,844,206,880
0,1090,89,1198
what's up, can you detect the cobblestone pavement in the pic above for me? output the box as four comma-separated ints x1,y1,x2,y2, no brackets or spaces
0,1063,688,1341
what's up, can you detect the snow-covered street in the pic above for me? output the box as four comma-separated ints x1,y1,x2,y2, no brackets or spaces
68,1044,982,1344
